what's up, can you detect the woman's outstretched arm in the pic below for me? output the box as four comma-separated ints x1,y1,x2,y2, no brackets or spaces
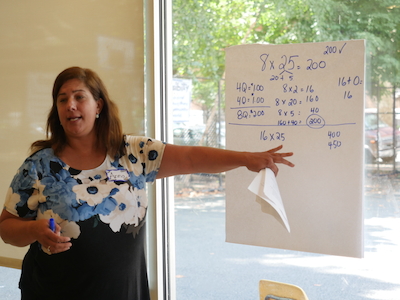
157,144,294,179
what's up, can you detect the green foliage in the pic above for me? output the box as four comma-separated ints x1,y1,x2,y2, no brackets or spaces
309,0,400,89
173,0,400,107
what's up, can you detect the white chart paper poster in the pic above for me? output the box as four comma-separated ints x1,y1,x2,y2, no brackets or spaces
225,40,365,258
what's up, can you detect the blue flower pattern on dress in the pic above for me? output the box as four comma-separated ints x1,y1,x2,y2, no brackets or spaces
4,136,165,240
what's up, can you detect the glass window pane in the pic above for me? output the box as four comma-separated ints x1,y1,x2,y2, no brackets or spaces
172,1,400,299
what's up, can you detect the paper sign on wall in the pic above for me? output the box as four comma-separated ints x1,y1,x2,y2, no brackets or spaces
225,40,365,258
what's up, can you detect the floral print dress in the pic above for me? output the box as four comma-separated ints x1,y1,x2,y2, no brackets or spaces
4,136,165,300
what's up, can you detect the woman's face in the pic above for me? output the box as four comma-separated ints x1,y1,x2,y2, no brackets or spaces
56,78,103,140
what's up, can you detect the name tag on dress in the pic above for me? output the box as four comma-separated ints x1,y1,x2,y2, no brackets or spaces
106,169,130,182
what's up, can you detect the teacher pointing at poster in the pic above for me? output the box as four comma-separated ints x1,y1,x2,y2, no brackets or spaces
0,66,294,300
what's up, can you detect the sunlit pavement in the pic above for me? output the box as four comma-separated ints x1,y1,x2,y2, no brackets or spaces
0,267,20,300
174,192,400,300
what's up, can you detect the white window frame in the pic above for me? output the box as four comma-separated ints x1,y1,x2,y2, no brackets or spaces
145,1,175,300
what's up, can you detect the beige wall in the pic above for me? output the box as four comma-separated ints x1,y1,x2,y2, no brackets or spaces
0,0,144,261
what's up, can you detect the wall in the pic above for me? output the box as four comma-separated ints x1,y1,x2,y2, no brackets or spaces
0,0,144,261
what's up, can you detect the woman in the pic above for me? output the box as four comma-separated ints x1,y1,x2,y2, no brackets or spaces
0,67,294,299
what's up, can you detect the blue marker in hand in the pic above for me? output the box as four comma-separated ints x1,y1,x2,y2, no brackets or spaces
49,218,56,232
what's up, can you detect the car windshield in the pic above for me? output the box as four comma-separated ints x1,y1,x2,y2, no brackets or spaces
365,113,389,130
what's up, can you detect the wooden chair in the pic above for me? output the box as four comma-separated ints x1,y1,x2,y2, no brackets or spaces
259,279,309,300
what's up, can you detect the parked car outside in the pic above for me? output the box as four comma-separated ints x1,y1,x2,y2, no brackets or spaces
365,108,400,163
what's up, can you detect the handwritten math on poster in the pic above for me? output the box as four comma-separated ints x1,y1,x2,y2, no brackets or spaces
225,40,365,258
